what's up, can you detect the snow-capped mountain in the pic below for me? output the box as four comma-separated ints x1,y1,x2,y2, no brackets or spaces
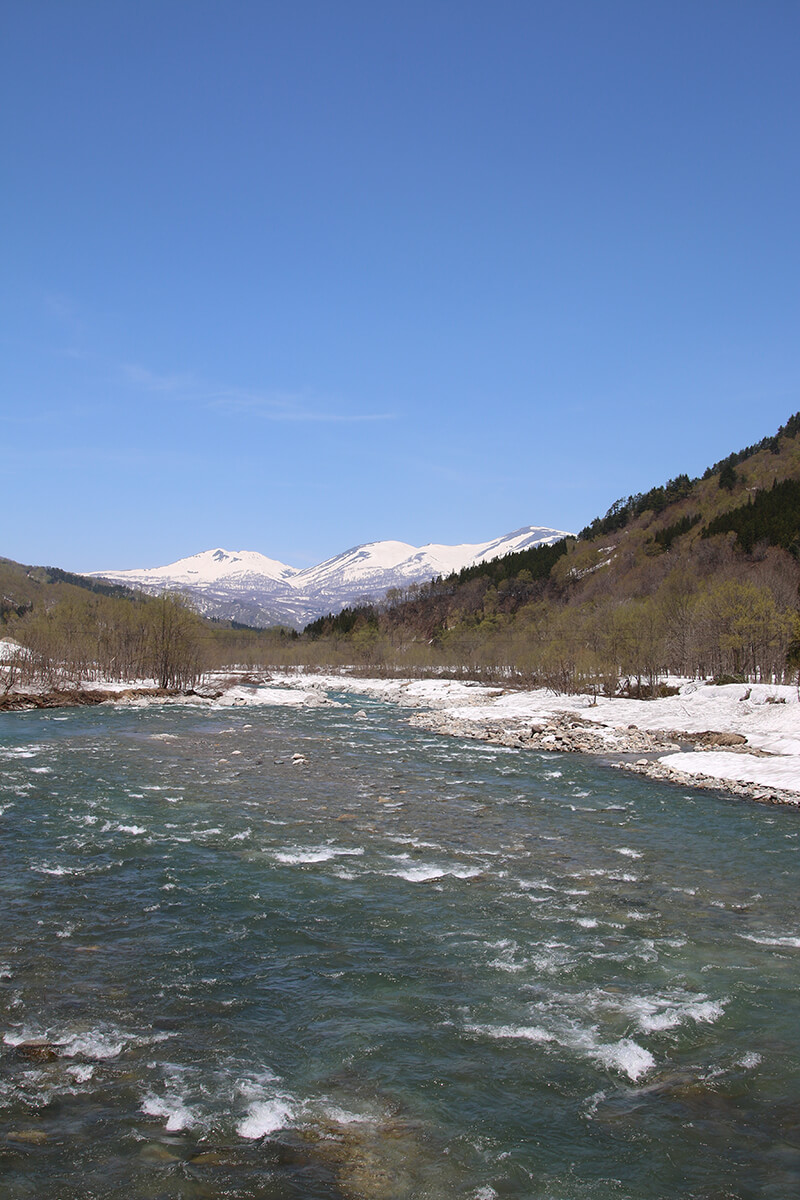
87,526,571,629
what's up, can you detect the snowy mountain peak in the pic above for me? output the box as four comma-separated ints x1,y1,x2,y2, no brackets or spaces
93,547,299,587
87,524,572,629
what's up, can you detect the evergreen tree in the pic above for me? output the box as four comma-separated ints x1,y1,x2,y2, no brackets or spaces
718,461,738,491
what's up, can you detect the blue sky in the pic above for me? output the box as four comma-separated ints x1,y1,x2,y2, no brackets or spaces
3,1,799,571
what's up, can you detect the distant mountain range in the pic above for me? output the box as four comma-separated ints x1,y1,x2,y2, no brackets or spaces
87,526,571,628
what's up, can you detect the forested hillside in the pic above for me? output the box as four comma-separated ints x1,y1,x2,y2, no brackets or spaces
0,558,295,689
293,413,800,689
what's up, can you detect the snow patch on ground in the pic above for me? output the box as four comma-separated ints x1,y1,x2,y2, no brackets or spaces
659,749,800,793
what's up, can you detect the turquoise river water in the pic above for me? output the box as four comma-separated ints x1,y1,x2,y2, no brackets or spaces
0,690,798,1199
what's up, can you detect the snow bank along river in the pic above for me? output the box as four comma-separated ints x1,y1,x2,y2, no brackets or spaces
265,674,800,806
1,689,799,1198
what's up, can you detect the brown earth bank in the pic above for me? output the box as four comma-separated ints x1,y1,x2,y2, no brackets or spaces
0,686,191,711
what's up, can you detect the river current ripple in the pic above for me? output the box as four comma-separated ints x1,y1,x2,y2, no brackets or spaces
0,692,798,1199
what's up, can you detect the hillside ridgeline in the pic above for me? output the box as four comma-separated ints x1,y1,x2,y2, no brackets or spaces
294,413,800,690
2,412,799,694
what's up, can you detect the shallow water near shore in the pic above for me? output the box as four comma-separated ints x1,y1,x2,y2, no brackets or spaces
1,691,799,1199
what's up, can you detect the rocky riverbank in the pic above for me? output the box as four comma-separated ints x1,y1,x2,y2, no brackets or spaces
611,757,800,807
268,673,800,809
408,706,800,807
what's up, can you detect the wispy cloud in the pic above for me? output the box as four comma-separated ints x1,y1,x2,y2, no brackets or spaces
206,388,394,423
122,361,395,423
43,291,85,333
122,363,198,394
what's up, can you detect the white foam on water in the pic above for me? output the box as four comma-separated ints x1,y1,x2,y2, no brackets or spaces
66,1064,95,1083
474,1187,499,1199
231,828,252,841
29,766,52,774
4,1025,126,1060
387,835,443,850
679,999,725,1025
57,1030,126,1059
739,933,800,948
390,864,446,882
3,1029,35,1047
274,845,364,865
592,1038,655,1081
488,957,525,973
467,1023,553,1043
117,824,146,835
737,1052,762,1068
321,1103,372,1126
583,1089,607,1119
616,848,643,858
388,861,482,883
593,990,726,1035
31,863,86,877
141,1092,198,1132
575,918,599,929
237,1096,295,1138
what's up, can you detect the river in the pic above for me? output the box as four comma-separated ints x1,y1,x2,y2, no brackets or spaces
1,690,798,1198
